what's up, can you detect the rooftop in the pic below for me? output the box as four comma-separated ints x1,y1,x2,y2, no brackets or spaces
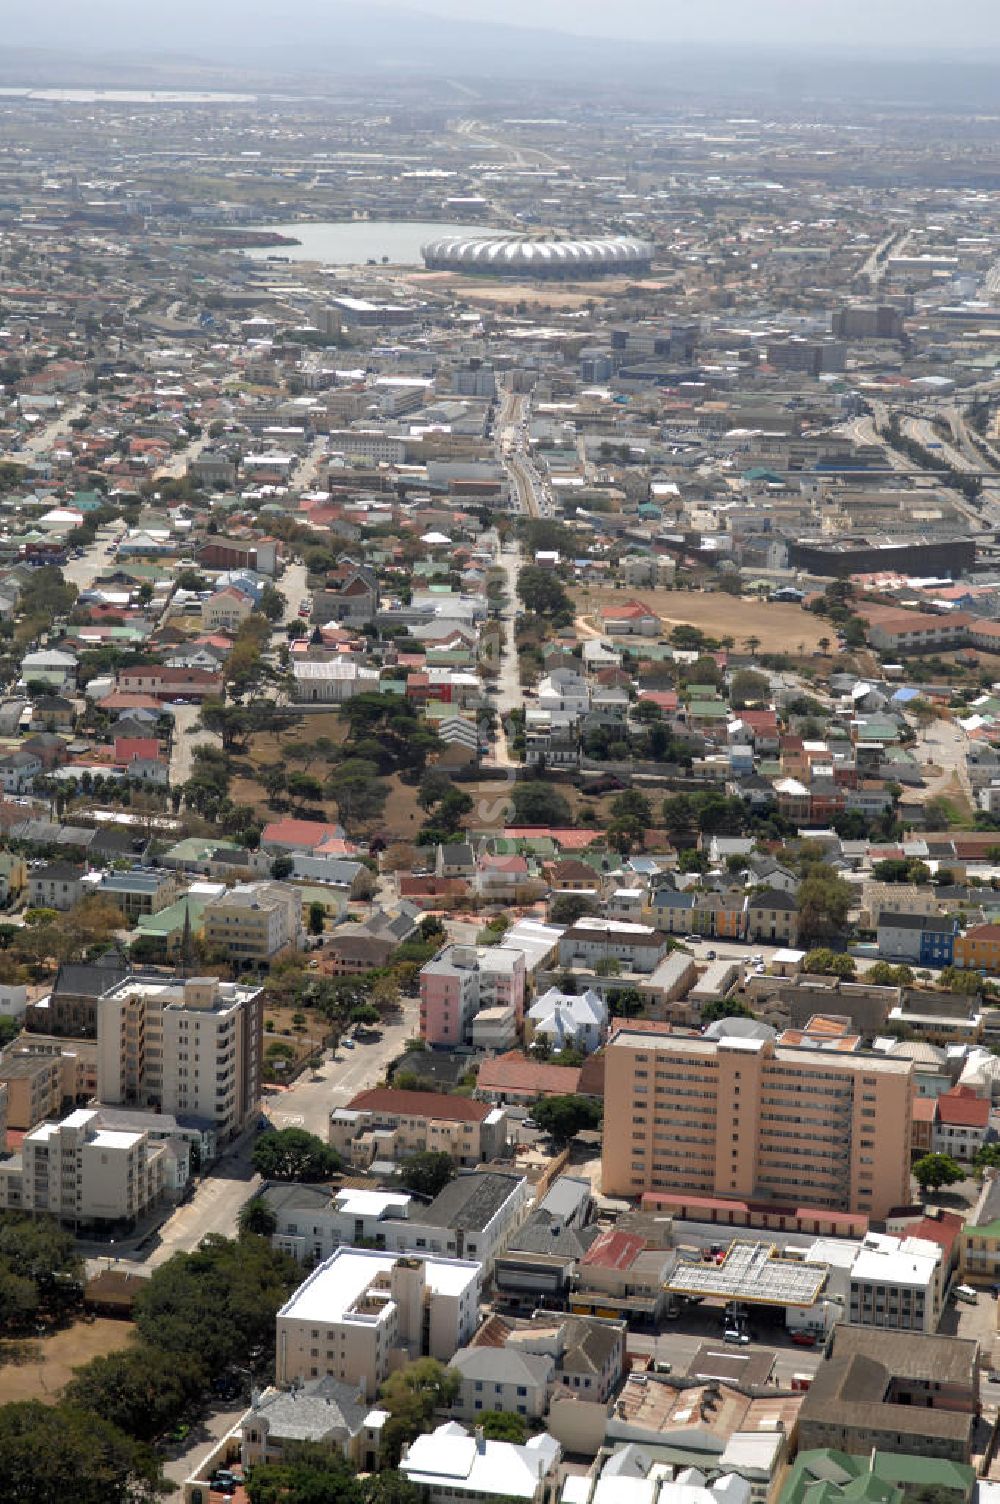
666,1240,828,1309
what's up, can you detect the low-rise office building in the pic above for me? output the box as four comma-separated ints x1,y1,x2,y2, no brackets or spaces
275,1247,481,1393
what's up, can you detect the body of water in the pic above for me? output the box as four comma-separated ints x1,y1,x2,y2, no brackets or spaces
240,220,489,266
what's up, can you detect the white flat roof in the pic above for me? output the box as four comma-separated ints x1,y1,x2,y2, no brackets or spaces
334,1188,411,1218
278,1247,479,1326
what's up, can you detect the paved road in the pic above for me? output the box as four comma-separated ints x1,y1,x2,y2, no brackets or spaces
267,996,418,1139
487,540,523,770
277,558,309,624
18,395,89,461
162,1402,246,1489
62,526,126,593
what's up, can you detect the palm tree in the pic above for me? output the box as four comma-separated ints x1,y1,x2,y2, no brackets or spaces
818,637,830,655
743,635,761,657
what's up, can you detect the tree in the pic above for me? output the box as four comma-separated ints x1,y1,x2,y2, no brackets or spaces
365,1471,428,1504
516,566,572,619
0,1401,166,1504
973,1144,1000,1176
239,1196,279,1240
912,1153,964,1194
64,1345,204,1445
802,948,856,978
511,781,571,826
270,855,294,881
610,790,653,826
938,966,983,997
867,962,915,986
549,893,598,926
397,1151,455,1199
350,1003,381,1027
479,1410,528,1443
379,1358,460,1464
730,669,769,709
662,794,698,849
796,864,853,947
133,1234,298,1379
247,1441,365,1504
251,1129,340,1183
699,997,754,1024
308,901,326,936
530,1094,602,1145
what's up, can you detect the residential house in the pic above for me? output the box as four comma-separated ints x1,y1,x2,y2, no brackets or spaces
600,600,659,637
953,924,1000,972
400,1423,561,1504
0,749,42,793
933,1085,991,1162
877,912,958,967
28,861,84,912
526,987,607,1054
745,890,798,945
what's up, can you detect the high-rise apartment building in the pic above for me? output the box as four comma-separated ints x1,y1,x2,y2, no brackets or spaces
601,1025,912,1218
96,975,263,1141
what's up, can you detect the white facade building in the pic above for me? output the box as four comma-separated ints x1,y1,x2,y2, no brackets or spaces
526,987,607,1054
401,1423,561,1504
847,1231,944,1332
96,975,262,1141
276,1247,481,1394
2,1106,168,1226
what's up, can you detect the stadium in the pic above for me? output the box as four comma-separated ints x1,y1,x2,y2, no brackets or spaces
420,233,654,280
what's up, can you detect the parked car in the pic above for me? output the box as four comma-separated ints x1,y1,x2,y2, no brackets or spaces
790,1331,817,1347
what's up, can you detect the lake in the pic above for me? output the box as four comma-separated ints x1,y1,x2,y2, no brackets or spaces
240,220,487,267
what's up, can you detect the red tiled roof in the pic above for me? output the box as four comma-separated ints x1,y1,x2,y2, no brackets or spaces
261,818,342,848
907,1211,964,1257
937,1086,990,1128
600,598,657,621
911,1097,937,1123
477,1051,582,1096
347,1088,490,1122
98,693,161,711
114,737,159,763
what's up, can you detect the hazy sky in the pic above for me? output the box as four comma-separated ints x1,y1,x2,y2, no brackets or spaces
395,0,1000,50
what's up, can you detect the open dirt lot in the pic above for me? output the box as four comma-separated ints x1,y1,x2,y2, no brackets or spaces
404,270,671,309
574,586,832,656
0,1317,134,1404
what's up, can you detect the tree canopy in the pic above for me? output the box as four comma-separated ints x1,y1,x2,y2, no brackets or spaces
133,1233,299,1378
251,1129,340,1184
912,1153,964,1194
247,1441,365,1504
396,1151,456,1199
379,1358,460,1464
0,1401,165,1504
530,1094,602,1145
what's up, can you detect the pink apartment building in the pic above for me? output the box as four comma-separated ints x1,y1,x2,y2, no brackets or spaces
419,944,526,1047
